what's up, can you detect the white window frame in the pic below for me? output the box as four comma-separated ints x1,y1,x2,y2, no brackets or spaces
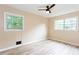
4,12,24,31
54,17,78,31
54,19,64,30
64,17,78,31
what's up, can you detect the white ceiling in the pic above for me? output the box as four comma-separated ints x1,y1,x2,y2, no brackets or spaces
7,4,79,17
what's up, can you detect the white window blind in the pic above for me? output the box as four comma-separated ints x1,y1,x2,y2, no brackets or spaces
54,20,64,30
54,17,78,31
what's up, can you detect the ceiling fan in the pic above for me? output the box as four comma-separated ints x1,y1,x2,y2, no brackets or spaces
38,4,55,13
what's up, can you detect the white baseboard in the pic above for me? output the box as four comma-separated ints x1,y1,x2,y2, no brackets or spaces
0,39,45,52
48,37,79,47
0,44,22,52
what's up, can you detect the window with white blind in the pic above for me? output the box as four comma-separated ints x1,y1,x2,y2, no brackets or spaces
54,20,64,30
54,17,78,31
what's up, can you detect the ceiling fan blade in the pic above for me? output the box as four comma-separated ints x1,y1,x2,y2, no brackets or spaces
49,10,51,13
38,9,46,11
49,4,55,9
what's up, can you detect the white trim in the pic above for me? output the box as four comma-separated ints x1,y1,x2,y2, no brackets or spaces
48,37,79,47
0,39,45,52
0,44,22,52
4,12,24,31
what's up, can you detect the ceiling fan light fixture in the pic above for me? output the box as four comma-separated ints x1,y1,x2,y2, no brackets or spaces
46,11,49,13
38,4,55,14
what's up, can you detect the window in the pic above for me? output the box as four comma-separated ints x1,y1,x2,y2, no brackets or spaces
54,20,64,30
4,12,24,31
54,17,78,31
65,17,77,30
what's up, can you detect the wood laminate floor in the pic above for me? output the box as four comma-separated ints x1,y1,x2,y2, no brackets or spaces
0,40,79,55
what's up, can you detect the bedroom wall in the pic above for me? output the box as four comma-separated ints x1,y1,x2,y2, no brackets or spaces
48,11,79,46
0,5,48,50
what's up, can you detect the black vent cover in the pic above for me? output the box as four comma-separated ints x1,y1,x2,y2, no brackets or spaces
16,41,22,45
